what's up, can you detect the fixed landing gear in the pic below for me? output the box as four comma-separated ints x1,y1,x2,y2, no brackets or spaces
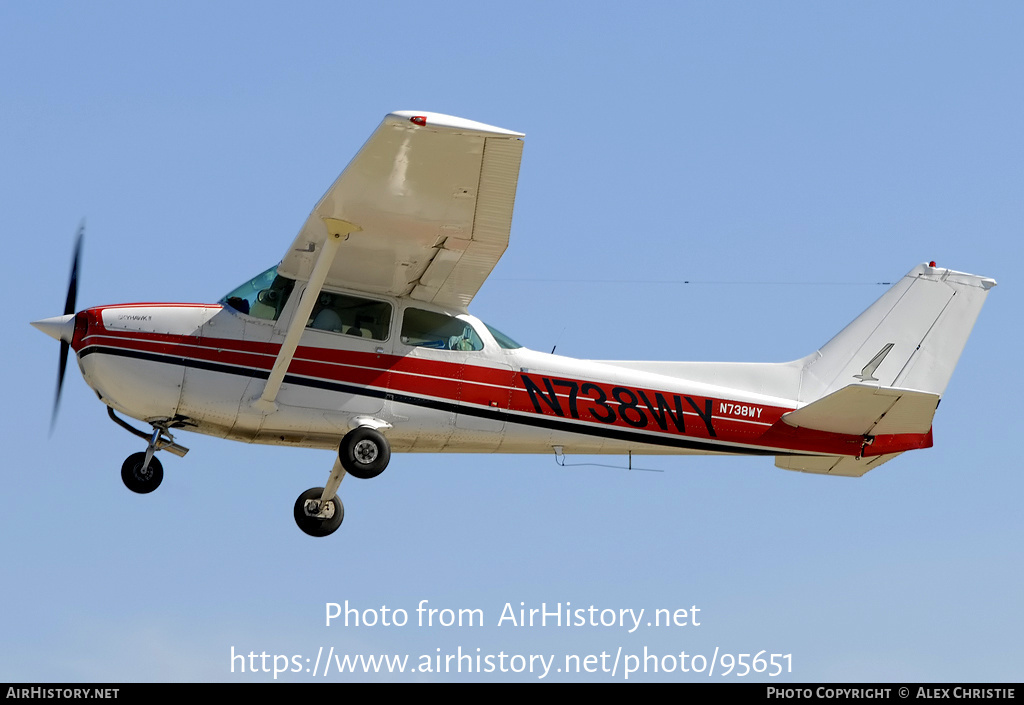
121,452,163,493
339,426,390,479
294,487,345,537
107,408,189,494
293,426,391,537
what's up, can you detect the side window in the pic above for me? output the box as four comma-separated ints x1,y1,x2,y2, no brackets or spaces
306,291,392,341
401,309,484,351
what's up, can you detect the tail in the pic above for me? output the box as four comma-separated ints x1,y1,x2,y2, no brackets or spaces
798,263,996,402
777,263,995,476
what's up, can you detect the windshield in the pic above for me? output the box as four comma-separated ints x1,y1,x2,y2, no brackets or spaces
221,266,296,321
484,322,522,349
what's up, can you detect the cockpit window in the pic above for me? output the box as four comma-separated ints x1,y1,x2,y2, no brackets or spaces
484,323,522,350
401,308,484,351
222,266,296,321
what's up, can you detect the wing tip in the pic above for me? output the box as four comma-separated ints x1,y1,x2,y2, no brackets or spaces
387,111,524,138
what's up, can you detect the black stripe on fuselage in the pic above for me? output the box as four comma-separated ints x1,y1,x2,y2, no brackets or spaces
78,345,776,456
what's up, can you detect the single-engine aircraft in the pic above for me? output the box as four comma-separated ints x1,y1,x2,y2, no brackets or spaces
32,111,996,537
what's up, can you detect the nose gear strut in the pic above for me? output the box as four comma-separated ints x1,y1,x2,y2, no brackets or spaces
107,407,191,493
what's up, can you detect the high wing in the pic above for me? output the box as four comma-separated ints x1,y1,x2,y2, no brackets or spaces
277,111,524,310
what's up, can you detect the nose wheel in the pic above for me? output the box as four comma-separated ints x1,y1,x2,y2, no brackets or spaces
107,408,190,494
121,452,164,493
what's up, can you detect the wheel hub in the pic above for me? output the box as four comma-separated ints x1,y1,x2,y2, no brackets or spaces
353,439,379,464
303,498,335,520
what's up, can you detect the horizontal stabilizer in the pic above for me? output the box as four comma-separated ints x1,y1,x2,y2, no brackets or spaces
781,384,940,436
775,452,903,477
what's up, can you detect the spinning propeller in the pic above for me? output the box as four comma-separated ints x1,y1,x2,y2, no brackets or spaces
31,223,84,431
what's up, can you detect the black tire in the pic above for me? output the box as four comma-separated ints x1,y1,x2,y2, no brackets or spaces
121,452,163,494
293,487,344,537
339,427,391,479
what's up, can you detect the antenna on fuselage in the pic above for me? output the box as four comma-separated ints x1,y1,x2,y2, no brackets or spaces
550,325,566,355
551,446,664,473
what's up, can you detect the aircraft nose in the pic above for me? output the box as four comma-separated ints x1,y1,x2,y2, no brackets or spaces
31,314,76,343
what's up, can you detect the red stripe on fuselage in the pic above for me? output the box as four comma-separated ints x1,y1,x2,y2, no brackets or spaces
76,305,931,457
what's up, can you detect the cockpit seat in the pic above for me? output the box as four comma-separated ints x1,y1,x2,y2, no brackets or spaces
310,308,343,332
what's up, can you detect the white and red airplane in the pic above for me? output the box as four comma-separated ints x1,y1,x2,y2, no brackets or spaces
32,111,996,537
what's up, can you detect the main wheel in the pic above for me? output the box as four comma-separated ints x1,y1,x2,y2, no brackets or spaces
293,487,344,537
339,427,391,479
121,452,164,494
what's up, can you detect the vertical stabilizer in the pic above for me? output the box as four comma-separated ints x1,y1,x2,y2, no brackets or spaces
799,264,995,402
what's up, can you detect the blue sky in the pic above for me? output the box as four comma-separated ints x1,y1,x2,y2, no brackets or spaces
2,1,1021,682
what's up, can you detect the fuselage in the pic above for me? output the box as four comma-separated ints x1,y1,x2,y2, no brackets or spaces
68,292,932,461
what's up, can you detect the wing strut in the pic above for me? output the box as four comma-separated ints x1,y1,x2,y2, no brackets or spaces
251,218,361,412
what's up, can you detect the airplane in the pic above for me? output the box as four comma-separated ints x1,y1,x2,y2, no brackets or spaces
32,111,996,537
